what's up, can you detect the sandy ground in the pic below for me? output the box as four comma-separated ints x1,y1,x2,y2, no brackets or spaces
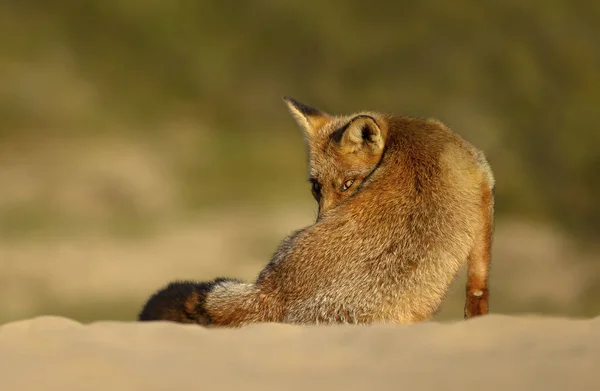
0,315,598,391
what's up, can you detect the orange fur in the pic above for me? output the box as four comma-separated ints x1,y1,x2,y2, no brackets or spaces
139,98,495,326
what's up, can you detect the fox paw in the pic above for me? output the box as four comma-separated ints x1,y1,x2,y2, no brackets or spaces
464,288,489,319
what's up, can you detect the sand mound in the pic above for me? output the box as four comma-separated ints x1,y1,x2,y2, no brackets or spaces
0,315,598,390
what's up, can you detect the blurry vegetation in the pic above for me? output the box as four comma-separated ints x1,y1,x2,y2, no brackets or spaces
0,0,599,240
0,1,599,324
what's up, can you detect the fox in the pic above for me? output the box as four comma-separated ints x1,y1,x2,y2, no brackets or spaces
138,97,495,326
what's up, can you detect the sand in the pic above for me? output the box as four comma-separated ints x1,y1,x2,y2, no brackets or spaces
1,315,598,391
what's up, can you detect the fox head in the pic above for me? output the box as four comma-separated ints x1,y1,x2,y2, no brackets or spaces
283,97,388,219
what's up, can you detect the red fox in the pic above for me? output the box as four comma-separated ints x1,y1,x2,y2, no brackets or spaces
138,97,495,326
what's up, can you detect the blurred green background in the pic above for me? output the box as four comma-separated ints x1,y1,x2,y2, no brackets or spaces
0,1,598,324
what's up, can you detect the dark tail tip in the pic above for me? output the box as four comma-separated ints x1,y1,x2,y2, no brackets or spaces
138,280,214,325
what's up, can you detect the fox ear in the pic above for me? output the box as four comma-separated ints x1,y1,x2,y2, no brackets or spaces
339,115,384,154
283,96,330,138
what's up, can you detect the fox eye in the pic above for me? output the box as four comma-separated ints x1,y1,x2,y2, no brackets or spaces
341,179,355,192
310,179,321,201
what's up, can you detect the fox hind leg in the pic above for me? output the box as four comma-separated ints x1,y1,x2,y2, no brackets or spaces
464,184,494,319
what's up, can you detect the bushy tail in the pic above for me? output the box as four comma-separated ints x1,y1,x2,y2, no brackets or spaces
138,278,281,327
138,280,215,324
464,184,494,319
